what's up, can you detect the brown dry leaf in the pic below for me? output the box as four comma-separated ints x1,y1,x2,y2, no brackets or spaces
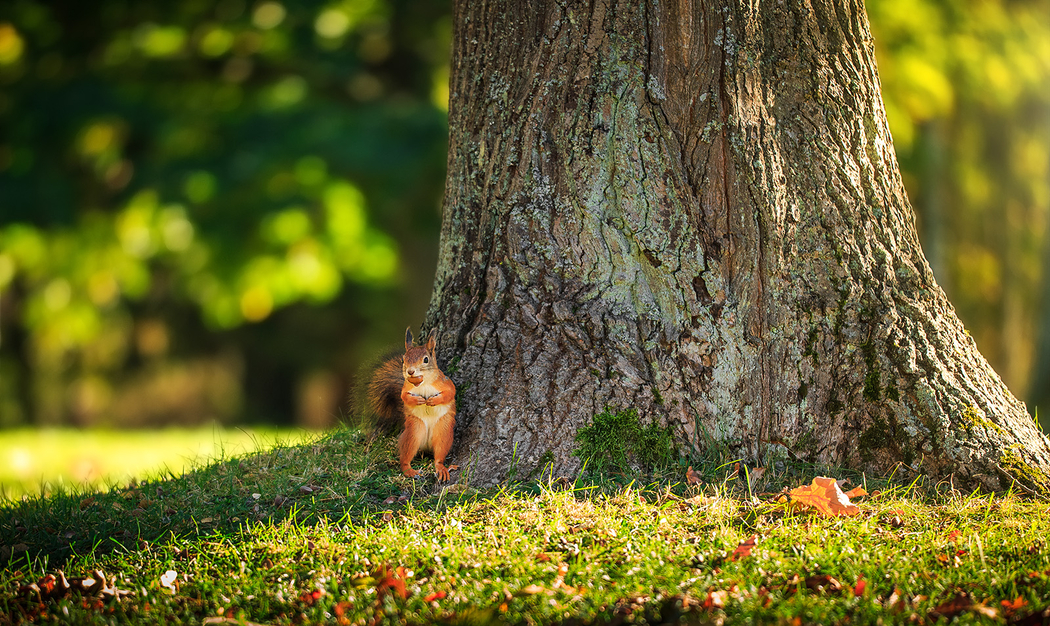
553,562,569,587
728,535,758,562
518,584,546,596
928,592,973,619
804,574,843,594
783,477,861,517
749,467,767,482
19,569,131,602
686,466,701,485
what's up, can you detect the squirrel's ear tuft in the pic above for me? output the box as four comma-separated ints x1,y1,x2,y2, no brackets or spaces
405,327,413,350
426,332,437,353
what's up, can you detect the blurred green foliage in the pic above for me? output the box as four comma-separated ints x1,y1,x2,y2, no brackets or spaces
869,0,1050,417
0,0,450,427
0,0,1047,428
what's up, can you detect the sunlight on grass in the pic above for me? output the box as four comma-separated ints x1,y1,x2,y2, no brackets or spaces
0,426,312,500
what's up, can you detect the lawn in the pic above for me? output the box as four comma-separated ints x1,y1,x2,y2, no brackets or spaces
0,427,312,501
1,426,1048,625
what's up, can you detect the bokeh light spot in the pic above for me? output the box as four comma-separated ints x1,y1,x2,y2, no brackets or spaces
253,2,287,30
0,23,25,65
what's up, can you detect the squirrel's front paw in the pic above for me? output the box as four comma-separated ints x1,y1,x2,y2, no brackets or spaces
435,464,451,482
402,467,420,478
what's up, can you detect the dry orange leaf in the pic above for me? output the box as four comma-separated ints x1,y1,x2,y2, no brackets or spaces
783,476,861,517
728,535,758,562
853,577,866,597
686,466,701,485
1001,596,1027,611
374,565,408,600
844,486,867,499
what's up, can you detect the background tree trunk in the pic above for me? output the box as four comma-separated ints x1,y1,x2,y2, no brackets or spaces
425,0,1050,491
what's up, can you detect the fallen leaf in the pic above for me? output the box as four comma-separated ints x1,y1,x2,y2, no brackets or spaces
749,467,767,481
928,592,972,619
553,562,569,588
804,575,843,594
19,569,132,602
334,601,353,618
782,477,861,517
946,529,962,542
424,591,447,602
885,587,905,612
300,589,324,605
728,535,758,562
703,589,727,609
159,569,178,592
1002,596,1027,612
844,486,868,499
686,466,701,485
1010,607,1050,626
853,577,866,597
518,584,546,596
374,565,408,601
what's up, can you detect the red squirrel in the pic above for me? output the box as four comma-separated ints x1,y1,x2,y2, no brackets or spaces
367,328,456,481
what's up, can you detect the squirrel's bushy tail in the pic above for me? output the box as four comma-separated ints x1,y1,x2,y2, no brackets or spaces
362,354,403,434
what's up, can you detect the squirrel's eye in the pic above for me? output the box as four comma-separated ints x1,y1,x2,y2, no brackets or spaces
423,356,429,364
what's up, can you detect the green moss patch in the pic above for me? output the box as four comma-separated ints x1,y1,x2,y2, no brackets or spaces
573,408,675,475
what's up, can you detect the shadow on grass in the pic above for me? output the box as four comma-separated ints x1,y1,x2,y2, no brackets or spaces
0,427,434,570
1,422,933,573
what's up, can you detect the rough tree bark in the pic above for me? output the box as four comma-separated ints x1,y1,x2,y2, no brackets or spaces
423,0,1050,491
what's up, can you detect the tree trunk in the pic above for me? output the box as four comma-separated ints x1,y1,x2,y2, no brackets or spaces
425,0,1050,491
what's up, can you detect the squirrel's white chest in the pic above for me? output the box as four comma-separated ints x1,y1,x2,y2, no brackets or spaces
407,402,451,421
406,405,450,452
405,382,452,450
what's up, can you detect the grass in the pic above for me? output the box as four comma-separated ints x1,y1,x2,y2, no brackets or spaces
1,426,1049,625
0,427,311,500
